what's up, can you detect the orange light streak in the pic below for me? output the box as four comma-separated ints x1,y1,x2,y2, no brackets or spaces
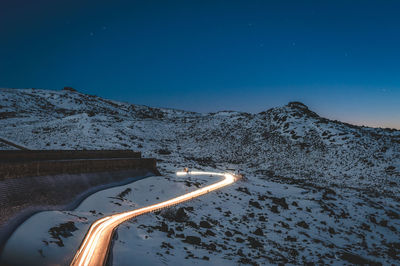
70,171,236,266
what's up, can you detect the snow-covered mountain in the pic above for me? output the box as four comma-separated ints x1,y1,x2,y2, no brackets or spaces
1,88,399,265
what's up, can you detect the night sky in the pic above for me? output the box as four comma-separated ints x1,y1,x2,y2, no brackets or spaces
1,0,399,129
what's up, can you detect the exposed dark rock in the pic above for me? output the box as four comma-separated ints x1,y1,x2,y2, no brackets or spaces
247,236,263,249
340,252,381,265
237,187,251,195
386,242,400,259
184,235,201,245
157,149,171,155
296,221,309,229
386,210,400,219
185,206,194,212
270,205,279,213
48,221,78,247
205,229,216,236
225,231,233,237
249,200,262,209
175,233,185,238
185,221,198,229
253,228,264,236
237,248,245,257
161,242,174,249
323,188,337,200
285,236,297,242
202,242,216,251
158,222,169,232
271,197,289,209
175,225,183,231
224,211,232,217
63,86,77,92
236,237,245,243
175,208,189,222
238,257,259,266
199,220,212,229
117,188,131,199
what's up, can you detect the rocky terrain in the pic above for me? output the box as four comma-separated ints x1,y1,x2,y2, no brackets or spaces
0,88,399,265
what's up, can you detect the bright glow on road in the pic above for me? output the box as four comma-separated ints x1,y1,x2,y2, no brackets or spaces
70,170,237,266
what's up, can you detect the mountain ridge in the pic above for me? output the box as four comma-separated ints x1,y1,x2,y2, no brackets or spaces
0,87,399,265
0,87,398,193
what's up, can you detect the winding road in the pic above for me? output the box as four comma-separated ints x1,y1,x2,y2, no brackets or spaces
70,171,238,266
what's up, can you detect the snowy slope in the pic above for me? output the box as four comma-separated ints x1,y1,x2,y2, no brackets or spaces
0,88,399,265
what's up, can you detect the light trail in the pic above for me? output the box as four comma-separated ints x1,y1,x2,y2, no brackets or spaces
70,171,237,266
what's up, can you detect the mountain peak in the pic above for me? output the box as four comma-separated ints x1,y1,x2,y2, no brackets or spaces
287,101,309,110
285,101,319,118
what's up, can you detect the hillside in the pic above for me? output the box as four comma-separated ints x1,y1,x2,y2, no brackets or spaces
0,88,399,265
1,88,398,192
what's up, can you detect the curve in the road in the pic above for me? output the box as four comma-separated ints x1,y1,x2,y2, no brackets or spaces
70,171,237,266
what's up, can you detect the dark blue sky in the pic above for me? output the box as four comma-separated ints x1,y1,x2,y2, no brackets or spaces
1,0,399,128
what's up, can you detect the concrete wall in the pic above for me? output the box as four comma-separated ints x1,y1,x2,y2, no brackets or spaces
0,150,141,163
0,170,156,251
0,158,156,179
0,150,159,251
